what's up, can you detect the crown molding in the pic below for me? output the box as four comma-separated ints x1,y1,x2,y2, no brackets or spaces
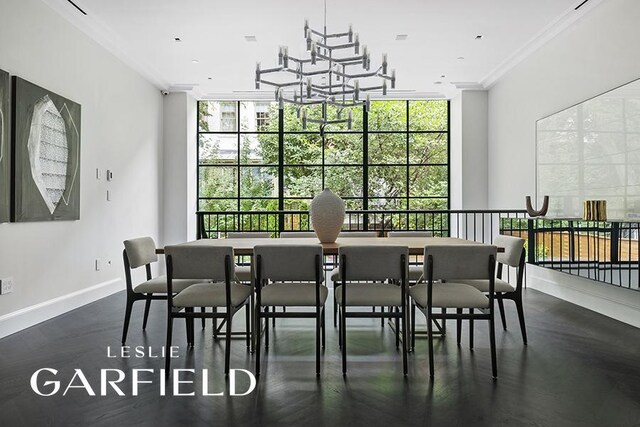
481,0,605,88
41,0,169,90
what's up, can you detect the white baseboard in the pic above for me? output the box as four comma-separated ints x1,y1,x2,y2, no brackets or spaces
527,265,640,328
0,278,124,339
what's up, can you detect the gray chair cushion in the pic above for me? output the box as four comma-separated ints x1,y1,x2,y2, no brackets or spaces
335,283,402,306
456,279,515,293
260,282,328,306
124,237,158,268
410,283,489,309
255,244,323,281
133,276,202,294
494,235,525,267
172,282,252,308
165,245,234,281
279,231,317,238
339,245,408,281
424,245,497,280
235,265,252,282
226,232,270,238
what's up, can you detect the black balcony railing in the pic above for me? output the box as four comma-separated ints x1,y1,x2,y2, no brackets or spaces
196,209,528,242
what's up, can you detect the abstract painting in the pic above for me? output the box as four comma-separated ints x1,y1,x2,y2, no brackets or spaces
11,77,81,221
0,69,9,223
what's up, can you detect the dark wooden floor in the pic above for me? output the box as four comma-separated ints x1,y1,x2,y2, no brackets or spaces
1,286,640,427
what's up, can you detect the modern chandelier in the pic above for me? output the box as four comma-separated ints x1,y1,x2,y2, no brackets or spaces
254,2,396,133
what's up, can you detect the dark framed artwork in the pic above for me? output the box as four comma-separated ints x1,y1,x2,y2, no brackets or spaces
0,69,9,223
11,77,81,221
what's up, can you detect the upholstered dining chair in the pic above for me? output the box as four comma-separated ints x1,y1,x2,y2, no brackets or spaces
279,231,318,238
226,232,271,283
456,235,527,344
387,231,433,283
410,245,498,378
121,237,201,345
164,245,252,375
330,231,380,326
336,245,409,376
254,244,327,376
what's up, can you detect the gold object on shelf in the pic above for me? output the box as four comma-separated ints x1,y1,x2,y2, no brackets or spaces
583,200,607,221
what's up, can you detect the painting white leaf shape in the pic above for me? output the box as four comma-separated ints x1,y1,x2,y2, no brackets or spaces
27,95,69,214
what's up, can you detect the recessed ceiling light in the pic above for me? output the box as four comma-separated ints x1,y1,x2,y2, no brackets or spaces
457,56,465,60
192,59,199,64
440,75,446,78
174,37,182,42
434,81,442,85
395,34,408,41
244,35,257,42
207,77,213,80
475,35,483,40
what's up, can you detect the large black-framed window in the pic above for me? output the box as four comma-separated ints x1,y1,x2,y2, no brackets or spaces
197,100,449,215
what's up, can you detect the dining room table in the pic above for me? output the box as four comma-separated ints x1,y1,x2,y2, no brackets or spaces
156,236,504,255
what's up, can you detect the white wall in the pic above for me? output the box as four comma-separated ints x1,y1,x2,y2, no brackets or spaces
161,92,197,246
0,0,163,336
488,0,640,324
450,90,489,210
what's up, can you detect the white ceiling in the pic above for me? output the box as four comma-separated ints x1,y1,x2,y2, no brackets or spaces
43,0,600,99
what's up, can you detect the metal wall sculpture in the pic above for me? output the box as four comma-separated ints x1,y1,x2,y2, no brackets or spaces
0,69,9,223
11,77,81,221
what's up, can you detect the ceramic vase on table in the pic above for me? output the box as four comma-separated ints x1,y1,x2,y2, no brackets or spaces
310,188,345,243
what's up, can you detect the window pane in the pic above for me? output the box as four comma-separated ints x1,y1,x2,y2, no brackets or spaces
199,134,237,164
240,166,278,197
284,134,322,165
198,198,237,211
325,133,363,164
240,101,277,132
409,100,448,131
368,133,406,164
239,199,279,211
282,211,312,230
199,167,237,198
368,166,407,198
325,166,363,198
409,133,448,164
241,134,278,164
409,198,448,210
368,101,407,131
284,166,322,197
409,166,448,197
343,199,363,210
284,199,312,211
368,198,407,210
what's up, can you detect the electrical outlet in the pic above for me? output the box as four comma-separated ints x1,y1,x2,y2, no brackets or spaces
95,259,101,271
0,277,15,295
106,190,111,201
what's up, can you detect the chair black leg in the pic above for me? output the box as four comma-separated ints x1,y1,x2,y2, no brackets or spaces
165,315,174,376
381,307,385,327
245,303,251,351
265,306,270,349
316,307,321,377
411,303,416,351
497,296,507,330
142,295,152,330
341,308,347,376
395,311,400,349
427,310,434,378
441,308,447,334
401,309,407,376
121,297,134,345
200,307,206,330
456,308,462,345
489,313,497,379
224,312,233,376
255,306,261,376
185,308,194,347
338,305,342,348
272,306,276,327
469,309,474,350
321,307,326,349
515,296,528,345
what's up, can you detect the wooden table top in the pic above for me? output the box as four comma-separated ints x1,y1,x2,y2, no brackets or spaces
157,236,502,255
